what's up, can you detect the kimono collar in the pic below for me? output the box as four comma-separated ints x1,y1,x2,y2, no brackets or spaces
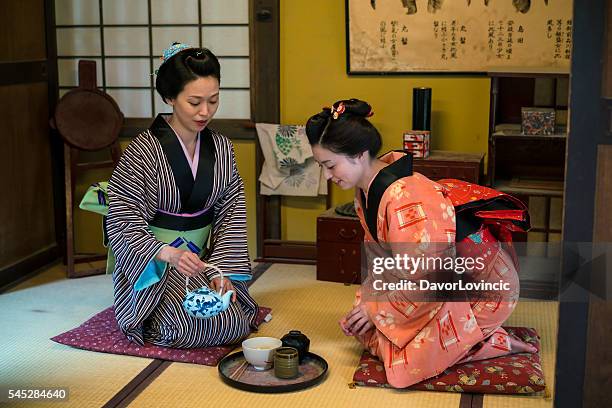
378,150,409,165
360,151,413,242
149,114,215,213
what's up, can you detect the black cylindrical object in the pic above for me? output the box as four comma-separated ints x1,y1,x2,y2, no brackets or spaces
412,87,432,131
281,330,310,363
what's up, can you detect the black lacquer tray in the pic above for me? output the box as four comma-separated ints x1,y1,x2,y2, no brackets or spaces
218,351,328,393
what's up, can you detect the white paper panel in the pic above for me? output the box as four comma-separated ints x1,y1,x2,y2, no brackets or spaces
202,26,249,56
218,57,249,88
104,27,149,56
151,0,199,24
152,27,199,57
152,58,163,79
107,89,152,118
56,28,101,56
215,89,250,119
57,58,103,87
105,58,151,87
154,92,173,116
55,0,100,25
201,0,248,24
102,0,148,24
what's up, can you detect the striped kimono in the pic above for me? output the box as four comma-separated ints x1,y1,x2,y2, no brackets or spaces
106,115,258,348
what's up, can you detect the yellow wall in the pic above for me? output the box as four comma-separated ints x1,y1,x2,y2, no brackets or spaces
74,138,258,260
279,0,491,242
233,140,257,258
75,1,492,259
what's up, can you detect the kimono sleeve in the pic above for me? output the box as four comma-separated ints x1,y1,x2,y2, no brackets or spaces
363,178,456,349
203,145,251,282
106,138,167,287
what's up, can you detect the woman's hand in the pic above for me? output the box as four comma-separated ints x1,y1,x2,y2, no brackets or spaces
341,303,374,336
157,246,205,278
210,277,237,302
339,316,353,336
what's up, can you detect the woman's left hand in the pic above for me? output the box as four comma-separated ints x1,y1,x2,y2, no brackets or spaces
210,277,237,302
344,303,374,336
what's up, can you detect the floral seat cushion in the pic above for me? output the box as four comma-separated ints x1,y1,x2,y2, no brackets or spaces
353,327,546,394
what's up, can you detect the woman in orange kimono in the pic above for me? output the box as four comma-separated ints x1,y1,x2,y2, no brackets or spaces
306,99,535,388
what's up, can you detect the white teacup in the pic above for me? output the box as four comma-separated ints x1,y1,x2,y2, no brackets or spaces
242,337,282,370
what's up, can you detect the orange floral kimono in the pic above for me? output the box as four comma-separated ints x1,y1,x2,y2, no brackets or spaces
352,152,535,388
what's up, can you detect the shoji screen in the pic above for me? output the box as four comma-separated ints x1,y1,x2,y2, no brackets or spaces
55,0,250,119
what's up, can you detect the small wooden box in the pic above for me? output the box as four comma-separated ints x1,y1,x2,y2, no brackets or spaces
521,107,556,135
316,208,364,284
403,130,431,158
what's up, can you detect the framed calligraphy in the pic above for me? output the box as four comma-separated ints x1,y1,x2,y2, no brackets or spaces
346,0,573,74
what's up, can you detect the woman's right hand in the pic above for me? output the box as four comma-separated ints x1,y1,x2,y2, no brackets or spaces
157,246,205,278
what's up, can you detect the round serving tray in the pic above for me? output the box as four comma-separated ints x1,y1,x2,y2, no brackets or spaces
218,351,328,393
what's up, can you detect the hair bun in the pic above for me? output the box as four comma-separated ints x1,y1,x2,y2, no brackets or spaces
333,99,372,119
305,109,331,144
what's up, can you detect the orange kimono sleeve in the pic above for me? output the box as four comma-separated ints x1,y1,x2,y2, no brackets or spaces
362,175,458,349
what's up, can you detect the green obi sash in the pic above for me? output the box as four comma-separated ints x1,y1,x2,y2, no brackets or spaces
137,224,212,291
79,182,110,216
79,182,213,288
80,181,249,290
80,182,114,273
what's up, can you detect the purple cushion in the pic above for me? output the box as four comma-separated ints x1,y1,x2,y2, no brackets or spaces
51,306,272,366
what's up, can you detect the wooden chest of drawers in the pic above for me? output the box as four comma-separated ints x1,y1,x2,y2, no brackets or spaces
316,208,364,284
413,150,484,184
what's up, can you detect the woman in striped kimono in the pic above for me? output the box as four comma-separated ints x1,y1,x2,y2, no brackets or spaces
105,43,258,348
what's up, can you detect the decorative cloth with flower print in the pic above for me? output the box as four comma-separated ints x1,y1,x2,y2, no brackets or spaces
256,123,327,196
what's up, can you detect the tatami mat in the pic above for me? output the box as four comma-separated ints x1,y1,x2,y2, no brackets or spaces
483,301,557,408
1,262,558,408
0,264,153,407
128,264,462,408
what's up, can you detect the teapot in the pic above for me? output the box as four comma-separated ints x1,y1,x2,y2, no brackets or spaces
182,264,233,319
183,285,234,319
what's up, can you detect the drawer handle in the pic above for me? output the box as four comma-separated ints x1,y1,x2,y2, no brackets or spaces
338,248,346,273
339,228,358,240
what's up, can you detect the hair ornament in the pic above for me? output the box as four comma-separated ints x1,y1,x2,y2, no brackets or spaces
153,42,192,75
331,102,345,120
367,108,374,117
162,42,192,63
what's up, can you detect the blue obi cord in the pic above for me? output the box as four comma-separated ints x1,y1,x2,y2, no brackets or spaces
134,224,212,291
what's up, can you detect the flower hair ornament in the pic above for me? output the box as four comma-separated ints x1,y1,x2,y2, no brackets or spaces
154,42,198,75
326,102,374,119
330,102,345,120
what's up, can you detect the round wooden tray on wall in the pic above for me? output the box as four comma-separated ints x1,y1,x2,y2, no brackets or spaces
53,88,123,151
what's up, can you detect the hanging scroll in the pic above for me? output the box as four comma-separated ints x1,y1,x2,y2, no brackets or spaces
346,0,573,74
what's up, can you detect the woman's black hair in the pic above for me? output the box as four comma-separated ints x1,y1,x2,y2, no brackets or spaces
155,47,221,103
305,98,382,158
